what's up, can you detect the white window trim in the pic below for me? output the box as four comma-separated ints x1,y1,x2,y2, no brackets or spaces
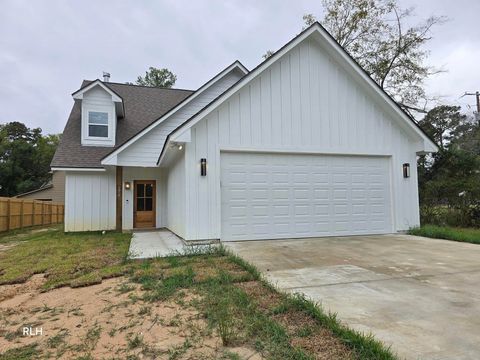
86,111,109,139
81,102,116,147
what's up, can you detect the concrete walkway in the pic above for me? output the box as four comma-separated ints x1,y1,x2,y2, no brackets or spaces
226,234,480,360
128,229,185,259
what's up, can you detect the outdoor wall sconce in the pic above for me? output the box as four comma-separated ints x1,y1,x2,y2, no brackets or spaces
403,163,410,178
200,158,207,176
124,181,131,190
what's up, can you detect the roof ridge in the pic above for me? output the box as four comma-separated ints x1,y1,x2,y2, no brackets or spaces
84,80,194,92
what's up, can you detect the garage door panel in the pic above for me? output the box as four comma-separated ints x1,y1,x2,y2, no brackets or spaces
221,152,392,241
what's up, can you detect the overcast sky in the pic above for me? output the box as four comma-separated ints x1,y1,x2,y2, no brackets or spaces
1,0,479,134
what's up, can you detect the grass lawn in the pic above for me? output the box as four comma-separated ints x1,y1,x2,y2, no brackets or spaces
408,225,480,244
0,226,397,360
0,225,131,289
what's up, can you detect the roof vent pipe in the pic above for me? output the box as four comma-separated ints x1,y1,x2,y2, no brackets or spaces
103,72,111,82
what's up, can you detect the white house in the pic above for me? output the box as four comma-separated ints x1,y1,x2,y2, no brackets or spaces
51,23,437,241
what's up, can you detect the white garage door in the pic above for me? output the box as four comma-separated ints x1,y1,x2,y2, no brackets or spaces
220,152,393,241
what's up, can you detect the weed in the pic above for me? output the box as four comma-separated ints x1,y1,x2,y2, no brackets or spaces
167,314,182,327
166,256,180,268
127,333,144,349
219,350,242,360
84,323,102,350
117,283,135,294
47,329,69,348
74,354,94,360
138,306,151,316
142,267,195,301
68,307,84,317
167,338,192,360
0,344,39,360
296,325,314,338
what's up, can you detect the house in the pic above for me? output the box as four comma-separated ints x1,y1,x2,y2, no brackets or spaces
15,171,65,203
51,22,437,241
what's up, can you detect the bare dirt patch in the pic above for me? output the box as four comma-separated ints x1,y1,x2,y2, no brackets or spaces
0,276,259,359
0,242,20,253
0,274,46,303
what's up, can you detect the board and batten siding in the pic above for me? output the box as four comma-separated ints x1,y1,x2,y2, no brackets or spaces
116,70,244,167
183,38,421,240
64,169,116,232
167,152,187,238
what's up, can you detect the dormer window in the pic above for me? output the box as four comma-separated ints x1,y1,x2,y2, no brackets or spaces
72,80,124,147
88,111,109,138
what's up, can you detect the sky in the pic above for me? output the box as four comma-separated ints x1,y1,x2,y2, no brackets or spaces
1,0,479,134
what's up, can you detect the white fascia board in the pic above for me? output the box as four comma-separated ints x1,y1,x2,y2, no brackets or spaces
102,153,117,166
100,61,249,166
169,23,438,154
51,167,106,172
72,80,123,103
171,128,191,143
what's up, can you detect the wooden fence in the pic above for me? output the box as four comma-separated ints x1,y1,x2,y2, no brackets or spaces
0,197,64,232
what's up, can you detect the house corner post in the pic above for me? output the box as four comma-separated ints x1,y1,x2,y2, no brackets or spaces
116,166,123,230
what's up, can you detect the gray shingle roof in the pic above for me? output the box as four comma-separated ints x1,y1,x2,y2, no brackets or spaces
51,81,194,168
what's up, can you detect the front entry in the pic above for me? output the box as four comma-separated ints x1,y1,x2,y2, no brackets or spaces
134,180,156,228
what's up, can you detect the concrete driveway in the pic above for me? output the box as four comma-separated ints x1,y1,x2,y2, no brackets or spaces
225,234,480,360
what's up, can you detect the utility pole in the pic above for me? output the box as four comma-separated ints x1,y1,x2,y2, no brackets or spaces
461,91,480,126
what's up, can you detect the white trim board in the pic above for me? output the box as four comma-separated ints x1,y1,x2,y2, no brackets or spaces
52,167,106,172
72,80,123,103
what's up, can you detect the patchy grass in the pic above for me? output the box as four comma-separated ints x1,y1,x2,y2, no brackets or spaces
0,227,130,289
409,225,480,244
0,344,39,360
0,228,397,359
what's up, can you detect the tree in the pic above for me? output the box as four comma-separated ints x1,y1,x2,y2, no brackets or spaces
417,105,465,150
0,122,59,197
304,0,445,115
134,67,177,88
417,106,480,226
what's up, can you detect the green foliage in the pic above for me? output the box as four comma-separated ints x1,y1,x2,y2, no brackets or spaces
0,344,39,360
418,106,480,227
305,0,445,113
0,122,60,196
140,266,196,301
418,105,467,149
134,67,177,88
408,225,480,244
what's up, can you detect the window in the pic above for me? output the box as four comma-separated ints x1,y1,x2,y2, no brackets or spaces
136,183,154,211
88,111,108,138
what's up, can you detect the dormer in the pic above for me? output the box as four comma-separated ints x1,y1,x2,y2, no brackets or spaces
72,80,124,147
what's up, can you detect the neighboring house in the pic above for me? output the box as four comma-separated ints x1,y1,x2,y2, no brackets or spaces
15,171,65,203
51,23,437,241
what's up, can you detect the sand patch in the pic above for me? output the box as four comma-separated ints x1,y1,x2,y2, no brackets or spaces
0,273,46,302
0,276,260,359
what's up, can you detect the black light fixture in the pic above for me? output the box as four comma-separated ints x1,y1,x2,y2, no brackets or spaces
403,163,410,178
200,158,207,176
124,181,131,190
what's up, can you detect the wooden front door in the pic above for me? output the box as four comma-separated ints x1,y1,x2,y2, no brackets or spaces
134,180,156,228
